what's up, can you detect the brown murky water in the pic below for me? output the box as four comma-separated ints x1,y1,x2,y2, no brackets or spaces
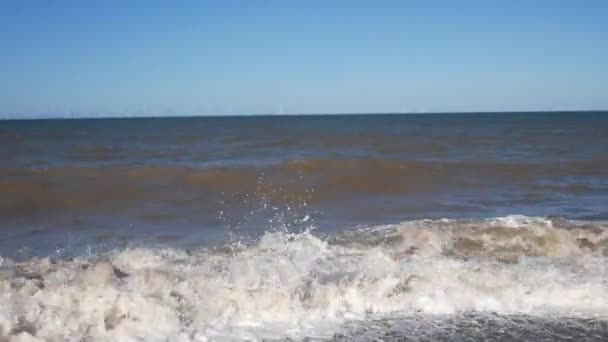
1,112,607,340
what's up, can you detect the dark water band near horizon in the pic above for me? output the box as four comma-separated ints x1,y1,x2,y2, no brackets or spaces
1,111,608,341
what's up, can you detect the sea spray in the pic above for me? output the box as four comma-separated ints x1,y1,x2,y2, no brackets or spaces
1,216,607,341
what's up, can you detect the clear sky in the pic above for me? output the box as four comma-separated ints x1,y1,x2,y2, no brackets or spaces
1,1,607,118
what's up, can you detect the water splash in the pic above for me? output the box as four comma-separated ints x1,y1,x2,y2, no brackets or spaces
1,216,607,341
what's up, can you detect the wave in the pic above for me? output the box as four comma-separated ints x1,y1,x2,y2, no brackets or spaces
1,216,607,341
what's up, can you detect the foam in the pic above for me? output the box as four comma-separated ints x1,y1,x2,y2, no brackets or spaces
1,216,607,341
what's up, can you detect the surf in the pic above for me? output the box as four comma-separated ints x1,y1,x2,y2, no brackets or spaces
1,216,607,341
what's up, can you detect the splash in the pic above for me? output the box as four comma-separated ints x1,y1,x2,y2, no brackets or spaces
1,216,607,341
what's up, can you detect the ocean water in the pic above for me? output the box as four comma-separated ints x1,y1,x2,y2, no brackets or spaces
1,112,608,341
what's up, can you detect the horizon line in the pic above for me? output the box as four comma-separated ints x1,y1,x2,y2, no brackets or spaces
1,109,607,121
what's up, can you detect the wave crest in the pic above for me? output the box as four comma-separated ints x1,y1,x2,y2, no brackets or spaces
1,216,607,340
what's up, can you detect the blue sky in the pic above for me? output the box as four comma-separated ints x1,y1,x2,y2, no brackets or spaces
1,1,607,118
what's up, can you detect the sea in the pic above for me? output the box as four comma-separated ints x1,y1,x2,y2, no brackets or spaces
1,111,607,341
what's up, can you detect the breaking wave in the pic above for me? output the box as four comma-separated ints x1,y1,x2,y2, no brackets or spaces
1,216,608,341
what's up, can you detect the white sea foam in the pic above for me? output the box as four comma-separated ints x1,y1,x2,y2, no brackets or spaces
1,216,607,341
